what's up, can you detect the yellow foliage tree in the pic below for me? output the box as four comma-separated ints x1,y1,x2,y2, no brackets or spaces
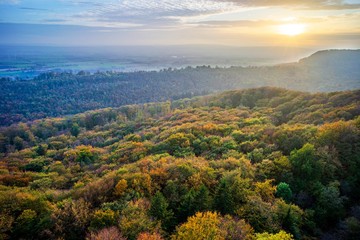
114,179,128,196
171,212,224,240
255,230,293,240
255,180,276,203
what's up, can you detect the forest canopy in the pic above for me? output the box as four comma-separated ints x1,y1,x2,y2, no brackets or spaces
1,49,359,126
0,87,359,240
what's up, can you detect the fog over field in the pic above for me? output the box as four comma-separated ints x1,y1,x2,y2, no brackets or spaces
0,45,316,79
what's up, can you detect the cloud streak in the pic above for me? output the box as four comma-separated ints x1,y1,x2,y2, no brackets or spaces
66,0,360,29
0,0,20,4
71,0,236,27
1,0,359,47
20,7,50,11
221,0,360,10
3,0,359,28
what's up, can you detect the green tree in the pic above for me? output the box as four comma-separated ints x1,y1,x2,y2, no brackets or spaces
289,143,321,191
64,145,101,166
13,209,38,238
149,191,174,231
35,144,48,156
214,179,235,215
314,181,345,228
70,123,81,137
193,185,212,212
14,136,24,150
178,189,197,222
178,184,213,224
276,182,293,203
276,200,303,239
236,195,280,233
163,133,195,157
163,180,185,214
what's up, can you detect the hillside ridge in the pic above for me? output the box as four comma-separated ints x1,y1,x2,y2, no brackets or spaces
1,49,360,126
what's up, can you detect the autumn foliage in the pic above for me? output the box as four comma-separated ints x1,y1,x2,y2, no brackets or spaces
0,87,359,239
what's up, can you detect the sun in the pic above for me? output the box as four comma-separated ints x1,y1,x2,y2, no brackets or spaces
277,23,306,36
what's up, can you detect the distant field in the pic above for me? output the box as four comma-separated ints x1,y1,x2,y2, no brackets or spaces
0,45,313,79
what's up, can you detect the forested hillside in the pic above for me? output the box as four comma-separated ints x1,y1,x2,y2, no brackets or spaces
1,49,359,126
1,87,359,240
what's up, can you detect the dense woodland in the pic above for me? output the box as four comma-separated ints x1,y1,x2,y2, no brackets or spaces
0,87,359,239
1,50,359,126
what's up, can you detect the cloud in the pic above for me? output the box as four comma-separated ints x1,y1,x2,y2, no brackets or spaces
194,15,331,28
68,0,360,29
69,0,237,28
220,0,360,10
0,0,20,4
194,19,276,28
42,19,67,23
3,0,359,30
20,7,49,11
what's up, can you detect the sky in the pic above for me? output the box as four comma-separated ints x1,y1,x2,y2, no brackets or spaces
0,0,360,48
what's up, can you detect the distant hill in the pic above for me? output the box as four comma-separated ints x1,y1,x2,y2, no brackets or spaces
299,49,360,66
295,49,360,91
0,49,359,126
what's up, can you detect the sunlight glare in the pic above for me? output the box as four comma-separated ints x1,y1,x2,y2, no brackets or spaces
278,23,306,36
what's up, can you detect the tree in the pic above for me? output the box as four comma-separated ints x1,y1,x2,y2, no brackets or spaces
255,230,293,240
276,200,303,239
317,121,360,200
236,195,280,233
35,144,48,156
119,199,159,240
163,180,184,213
0,189,52,239
219,215,254,240
314,181,345,228
149,191,174,231
214,179,235,215
90,209,117,231
52,198,93,240
276,182,293,203
71,123,81,137
289,143,321,191
87,226,125,240
163,133,195,157
13,209,38,239
0,212,14,240
193,185,212,212
137,232,164,240
178,185,212,223
255,180,276,203
178,189,197,222
171,212,224,240
64,145,102,166
14,136,24,150
114,179,128,197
